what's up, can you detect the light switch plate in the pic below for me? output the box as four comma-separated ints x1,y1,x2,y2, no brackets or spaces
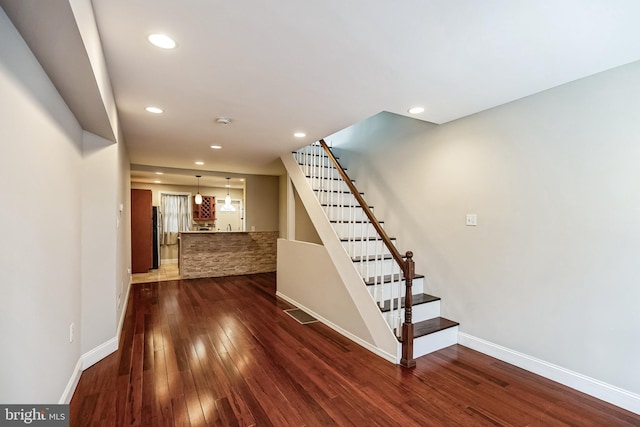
466,214,477,226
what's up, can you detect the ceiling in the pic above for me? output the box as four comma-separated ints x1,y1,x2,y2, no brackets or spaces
5,0,640,181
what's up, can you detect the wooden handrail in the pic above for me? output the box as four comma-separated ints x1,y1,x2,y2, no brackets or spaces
318,139,416,368
319,140,405,267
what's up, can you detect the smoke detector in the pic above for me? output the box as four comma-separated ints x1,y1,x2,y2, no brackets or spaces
216,117,231,125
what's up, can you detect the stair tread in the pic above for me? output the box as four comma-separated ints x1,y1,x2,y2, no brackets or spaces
352,254,393,262
331,220,383,224
293,152,338,160
414,317,459,338
318,190,364,195
364,273,424,286
352,252,406,262
379,293,440,312
298,162,342,169
312,177,355,182
341,236,395,242
323,203,371,208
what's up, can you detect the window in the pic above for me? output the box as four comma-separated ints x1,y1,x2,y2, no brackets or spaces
160,193,191,244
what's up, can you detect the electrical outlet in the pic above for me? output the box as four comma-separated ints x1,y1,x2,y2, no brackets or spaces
465,214,478,226
127,267,131,275
69,323,75,343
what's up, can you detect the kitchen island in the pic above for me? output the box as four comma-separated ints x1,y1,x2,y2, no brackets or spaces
179,231,278,279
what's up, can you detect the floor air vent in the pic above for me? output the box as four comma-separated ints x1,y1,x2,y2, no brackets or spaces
284,308,318,325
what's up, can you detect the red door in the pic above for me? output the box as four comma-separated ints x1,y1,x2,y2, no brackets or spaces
131,189,153,273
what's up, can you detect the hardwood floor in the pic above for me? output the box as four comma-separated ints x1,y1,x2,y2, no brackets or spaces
70,273,640,426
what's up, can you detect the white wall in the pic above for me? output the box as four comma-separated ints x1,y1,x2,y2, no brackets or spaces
0,4,130,402
293,186,322,244
73,0,130,367
278,174,289,239
245,174,279,231
80,131,130,362
277,240,374,341
331,61,640,397
80,132,117,355
116,137,131,332
0,8,83,402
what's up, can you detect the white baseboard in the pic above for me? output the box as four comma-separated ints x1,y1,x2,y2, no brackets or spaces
58,358,83,404
58,339,117,405
81,337,118,370
458,332,640,415
276,291,397,364
117,277,132,343
58,278,133,403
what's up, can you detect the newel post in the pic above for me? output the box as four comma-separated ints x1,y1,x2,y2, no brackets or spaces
400,251,416,368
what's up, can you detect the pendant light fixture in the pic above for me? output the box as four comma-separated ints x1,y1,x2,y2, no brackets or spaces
195,175,203,205
220,177,236,212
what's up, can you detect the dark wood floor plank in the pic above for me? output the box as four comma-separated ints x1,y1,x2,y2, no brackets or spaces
70,272,640,426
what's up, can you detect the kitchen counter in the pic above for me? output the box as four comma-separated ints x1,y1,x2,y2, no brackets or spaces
179,231,278,279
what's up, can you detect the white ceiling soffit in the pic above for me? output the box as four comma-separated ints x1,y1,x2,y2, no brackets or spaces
0,0,115,142
130,164,247,188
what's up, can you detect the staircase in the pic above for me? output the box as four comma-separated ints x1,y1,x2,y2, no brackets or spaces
290,140,458,366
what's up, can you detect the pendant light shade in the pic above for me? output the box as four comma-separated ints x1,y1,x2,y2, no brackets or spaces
195,175,202,205
220,177,236,212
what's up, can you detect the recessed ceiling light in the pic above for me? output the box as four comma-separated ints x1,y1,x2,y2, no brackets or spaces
155,171,164,175
154,180,162,184
148,34,176,49
145,106,163,114
195,161,204,165
294,132,306,138
210,145,222,149
408,106,424,114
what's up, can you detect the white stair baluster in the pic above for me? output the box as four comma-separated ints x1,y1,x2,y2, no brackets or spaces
396,262,403,339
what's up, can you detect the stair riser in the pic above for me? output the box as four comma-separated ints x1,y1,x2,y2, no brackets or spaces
343,240,396,258
325,207,372,222
299,158,334,169
367,277,425,301
353,258,396,278
294,145,329,163
303,166,342,180
341,237,395,258
413,326,458,358
331,222,384,239
297,158,335,169
381,301,441,325
309,179,353,193
315,191,359,206
295,148,330,160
